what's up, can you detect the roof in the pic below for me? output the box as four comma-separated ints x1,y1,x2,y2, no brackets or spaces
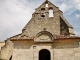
9,35,80,40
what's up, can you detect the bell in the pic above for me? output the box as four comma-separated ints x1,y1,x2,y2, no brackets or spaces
41,14,45,17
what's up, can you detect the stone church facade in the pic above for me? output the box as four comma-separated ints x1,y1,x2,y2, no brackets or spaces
0,0,80,60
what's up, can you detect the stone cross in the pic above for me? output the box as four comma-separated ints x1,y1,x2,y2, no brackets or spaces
46,0,48,1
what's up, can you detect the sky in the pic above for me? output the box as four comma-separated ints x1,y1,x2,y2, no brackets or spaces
0,0,80,41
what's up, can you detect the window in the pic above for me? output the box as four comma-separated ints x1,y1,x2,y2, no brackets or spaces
49,9,53,17
45,1,48,7
33,46,36,49
46,4,48,7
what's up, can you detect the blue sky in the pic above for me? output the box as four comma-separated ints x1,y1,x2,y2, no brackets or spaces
0,0,80,41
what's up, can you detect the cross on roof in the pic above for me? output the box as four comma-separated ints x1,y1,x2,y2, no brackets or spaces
46,0,48,1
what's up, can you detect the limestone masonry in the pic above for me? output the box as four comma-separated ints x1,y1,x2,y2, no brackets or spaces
0,0,80,60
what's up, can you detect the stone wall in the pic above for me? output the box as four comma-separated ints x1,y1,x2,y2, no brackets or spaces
11,38,80,60
0,40,13,60
0,39,80,60
12,48,33,60
22,17,60,37
12,45,80,60
53,39,80,48
54,48,80,60
0,42,5,50
12,45,53,60
60,17,69,36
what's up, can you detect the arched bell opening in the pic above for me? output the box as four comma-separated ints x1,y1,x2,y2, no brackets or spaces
41,8,45,18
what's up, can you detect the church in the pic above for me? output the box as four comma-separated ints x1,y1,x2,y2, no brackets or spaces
0,0,80,60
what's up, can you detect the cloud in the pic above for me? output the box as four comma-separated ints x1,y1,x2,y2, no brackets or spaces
58,3,68,12
52,0,74,17
76,3,80,10
72,0,80,11
76,14,80,18
74,0,80,4
0,0,35,41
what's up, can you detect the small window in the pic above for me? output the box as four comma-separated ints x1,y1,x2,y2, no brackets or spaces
45,1,48,7
33,46,36,49
46,4,48,7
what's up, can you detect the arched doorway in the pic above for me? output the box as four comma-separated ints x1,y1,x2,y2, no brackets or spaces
39,49,50,60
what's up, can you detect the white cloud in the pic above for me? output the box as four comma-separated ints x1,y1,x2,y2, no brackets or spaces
76,3,80,10
74,0,80,3
56,0,75,14
73,0,80,11
0,0,35,41
76,14,80,18
58,3,68,12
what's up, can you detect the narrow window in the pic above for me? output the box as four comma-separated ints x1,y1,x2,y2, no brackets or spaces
46,4,48,7
49,9,53,17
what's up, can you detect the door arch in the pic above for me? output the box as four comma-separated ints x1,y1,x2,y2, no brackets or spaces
39,49,50,60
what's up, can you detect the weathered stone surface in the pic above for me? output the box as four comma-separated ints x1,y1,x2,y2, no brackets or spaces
0,0,80,60
0,42,5,50
9,0,74,39
0,40,13,60
54,48,80,60
11,45,80,60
